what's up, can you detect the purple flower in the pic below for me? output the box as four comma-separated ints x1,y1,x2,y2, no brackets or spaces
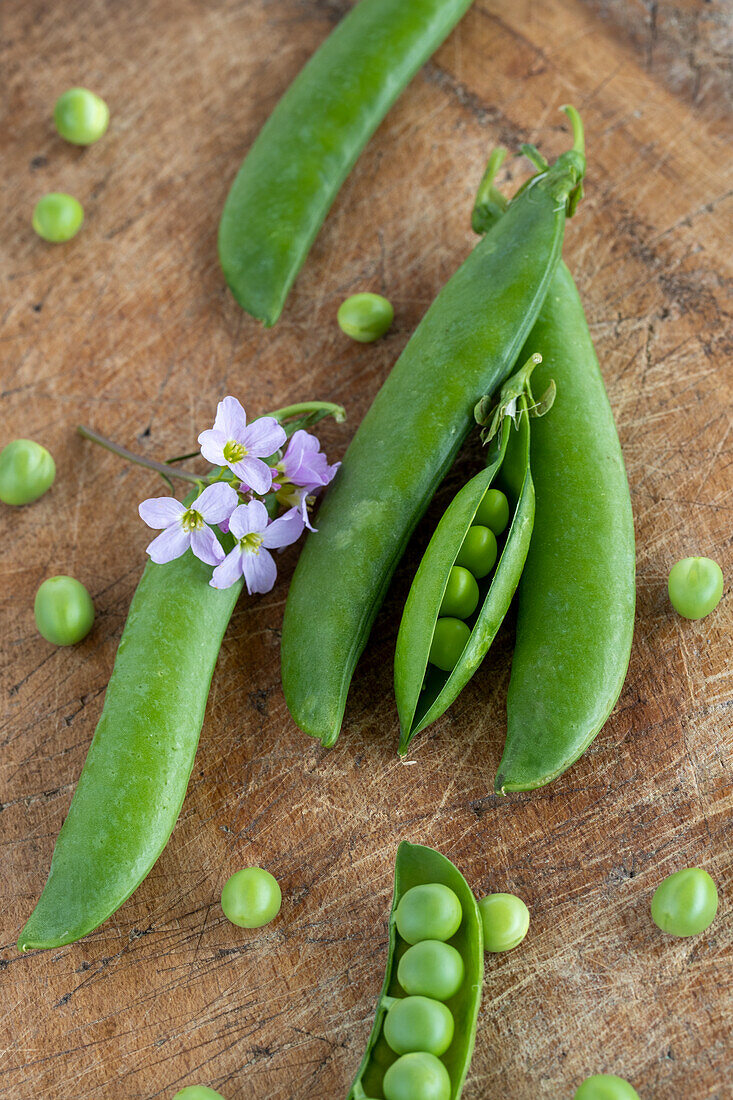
139,482,237,566
198,396,286,495
277,429,339,490
274,429,340,530
210,499,304,593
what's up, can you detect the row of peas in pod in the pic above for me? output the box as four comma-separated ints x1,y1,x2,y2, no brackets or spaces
429,486,510,674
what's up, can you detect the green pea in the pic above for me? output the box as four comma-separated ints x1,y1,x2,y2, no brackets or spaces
35,576,95,646
383,1051,451,1100
54,87,110,145
395,883,462,945
474,487,509,535
668,557,723,620
337,292,394,342
397,939,465,1001
455,525,497,578
573,1074,640,1099
172,1088,226,1100
221,867,281,928
384,995,454,1057
651,867,718,937
0,439,55,505
32,193,84,243
438,565,479,620
478,893,530,952
428,617,471,673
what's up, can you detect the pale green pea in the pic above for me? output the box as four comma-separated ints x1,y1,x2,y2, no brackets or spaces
0,439,55,505
395,883,462,944
337,292,394,342
54,87,110,145
383,995,454,1057
35,576,95,646
221,867,281,928
668,557,723,620
478,893,529,952
383,1051,451,1100
32,193,84,242
651,867,718,937
172,1088,226,1100
573,1074,640,1099
397,939,465,1001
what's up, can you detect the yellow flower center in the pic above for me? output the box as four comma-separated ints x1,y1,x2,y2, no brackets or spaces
223,439,247,463
181,507,204,532
239,532,263,554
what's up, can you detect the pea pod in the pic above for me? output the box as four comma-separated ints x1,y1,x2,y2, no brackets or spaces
395,356,547,751
347,842,483,1100
18,539,242,951
218,0,474,326
472,147,635,792
282,112,585,746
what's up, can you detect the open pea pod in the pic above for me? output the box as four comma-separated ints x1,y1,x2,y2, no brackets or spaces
395,356,549,753
347,841,483,1100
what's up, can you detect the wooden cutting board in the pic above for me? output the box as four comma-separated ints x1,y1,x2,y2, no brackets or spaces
2,1,731,1097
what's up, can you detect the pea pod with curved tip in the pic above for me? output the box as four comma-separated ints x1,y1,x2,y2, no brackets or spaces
472,146,635,793
18,535,242,951
281,115,585,747
347,842,483,1100
395,357,542,752
218,0,475,326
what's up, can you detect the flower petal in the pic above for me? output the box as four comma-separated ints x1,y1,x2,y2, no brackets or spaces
212,396,247,439
194,481,238,524
228,499,269,540
262,507,304,549
210,546,245,589
139,496,185,530
146,524,190,564
190,525,225,566
243,416,287,459
242,546,277,594
198,428,227,466
232,455,274,495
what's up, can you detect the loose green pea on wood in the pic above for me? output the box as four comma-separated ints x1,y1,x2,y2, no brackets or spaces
347,842,483,1100
282,116,585,747
0,439,55,505
34,576,95,647
54,87,109,145
478,893,529,952
338,293,394,342
32,193,84,242
221,867,282,928
668,557,723,620
573,1074,640,1099
173,1088,226,1100
651,867,718,937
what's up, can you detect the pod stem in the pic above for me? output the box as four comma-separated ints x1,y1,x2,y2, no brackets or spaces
472,146,509,235
561,104,585,158
267,400,346,439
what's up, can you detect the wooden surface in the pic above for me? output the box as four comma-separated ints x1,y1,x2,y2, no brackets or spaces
2,1,731,1097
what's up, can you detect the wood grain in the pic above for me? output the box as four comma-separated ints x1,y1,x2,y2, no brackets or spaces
1,1,731,1097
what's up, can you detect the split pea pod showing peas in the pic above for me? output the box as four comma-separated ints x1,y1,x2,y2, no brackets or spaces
395,356,549,751
282,112,585,746
472,146,635,792
18,518,242,951
218,0,474,326
347,842,483,1100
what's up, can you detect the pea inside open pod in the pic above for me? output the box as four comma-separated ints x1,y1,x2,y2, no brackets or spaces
394,355,553,753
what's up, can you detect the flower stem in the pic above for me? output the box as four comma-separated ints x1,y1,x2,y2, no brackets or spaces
267,401,346,424
77,426,204,486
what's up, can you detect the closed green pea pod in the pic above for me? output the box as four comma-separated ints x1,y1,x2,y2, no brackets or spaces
347,842,483,1100
395,357,543,753
471,144,635,793
219,0,474,325
282,118,585,747
18,539,242,951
